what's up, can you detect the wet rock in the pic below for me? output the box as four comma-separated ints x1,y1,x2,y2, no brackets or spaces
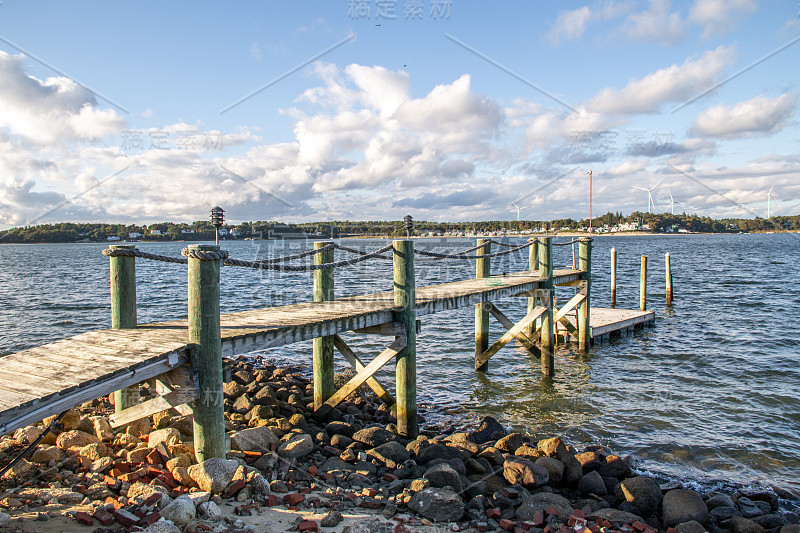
729,516,767,533
503,457,549,488
277,433,313,458
589,508,646,527
465,457,487,476
781,526,800,533
620,476,663,517
579,470,608,496
148,428,180,449
706,493,736,510
752,514,789,530
675,521,708,533
739,497,766,518
495,432,524,453
367,441,410,468
231,426,278,452
160,495,196,526
187,458,239,493
535,456,564,484
423,463,462,491
597,454,632,480
575,451,602,472
352,427,396,447
663,489,709,527
419,443,454,463
467,416,506,443
740,490,779,509
517,492,574,521
711,506,742,521
55,430,99,450
408,487,464,522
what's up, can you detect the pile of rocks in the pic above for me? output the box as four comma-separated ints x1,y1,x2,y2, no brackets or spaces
0,359,796,533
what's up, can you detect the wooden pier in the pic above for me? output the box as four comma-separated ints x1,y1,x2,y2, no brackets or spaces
0,238,654,456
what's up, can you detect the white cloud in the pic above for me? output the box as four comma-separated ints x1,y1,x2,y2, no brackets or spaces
689,0,757,39
587,46,735,114
547,7,592,46
607,158,648,175
690,93,797,139
623,0,687,45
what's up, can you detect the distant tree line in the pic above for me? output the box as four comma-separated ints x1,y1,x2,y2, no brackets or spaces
1,213,798,244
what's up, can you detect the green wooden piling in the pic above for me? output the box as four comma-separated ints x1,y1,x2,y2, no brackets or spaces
474,239,491,372
640,255,648,312
538,237,555,376
610,247,617,308
187,244,225,462
109,245,138,413
313,242,335,410
665,252,673,306
393,239,417,438
578,237,592,352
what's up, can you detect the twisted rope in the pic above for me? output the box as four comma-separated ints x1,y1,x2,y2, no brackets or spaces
181,248,229,261
552,240,579,246
224,244,395,271
333,243,392,260
102,248,188,264
254,244,334,263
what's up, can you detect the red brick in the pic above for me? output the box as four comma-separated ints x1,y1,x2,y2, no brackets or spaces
93,507,114,526
558,525,571,533
394,525,411,533
299,520,319,532
284,493,305,506
307,465,318,476
223,479,246,498
486,508,501,519
138,512,161,527
632,522,647,532
666,529,678,533
573,509,586,519
104,496,124,509
546,506,561,518
112,508,140,528
299,486,312,494
265,494,279,507
532,510,545,527
146,449,162,465
362,487,378,497
383,473,398,482
74,511,93,526
499,518,517,530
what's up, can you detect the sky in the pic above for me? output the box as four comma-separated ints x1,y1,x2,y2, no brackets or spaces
0,0,798,228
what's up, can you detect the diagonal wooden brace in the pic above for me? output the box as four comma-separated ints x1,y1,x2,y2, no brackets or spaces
486,304,541,358
316,336,406,418
475,305,547,370
333,334,396,408
110,366,197,428
553,291,585,337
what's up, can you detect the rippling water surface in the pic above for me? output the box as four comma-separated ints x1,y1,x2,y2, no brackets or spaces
1,234,799,493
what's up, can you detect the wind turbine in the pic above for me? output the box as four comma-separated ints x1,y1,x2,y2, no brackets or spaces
666,191,675,215
767,185,774,219
633,177,663,214
511,202,523,222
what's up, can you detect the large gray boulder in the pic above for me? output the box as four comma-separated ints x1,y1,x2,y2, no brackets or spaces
503,457,549,488
277,433,313,458
423,463,462,492
662,489,709,527
407,487,464,522
187,458,239,494
517,492,574,520
159,495,196,526
230,426,278,452
619,476,662,517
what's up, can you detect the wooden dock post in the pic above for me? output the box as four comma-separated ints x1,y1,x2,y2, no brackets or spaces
109,245,138,413
640,255,648,312
526,239,539,337
665,252,673,306
393,240,417,438
610,247,617,308
187,244,225,461
577,237,592,352
538,237,555,376
313,242,335,410
475,239,491,372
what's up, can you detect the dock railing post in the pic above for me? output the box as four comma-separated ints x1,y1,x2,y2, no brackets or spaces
187,244,225,462
610,247,617,308
109,245,138,413
393,239,417,438
475,239,491,372
313,242,335,410
539,237,555,376
640,255,648,312
665,252,673,306
578,237,592,352
526,239,539,337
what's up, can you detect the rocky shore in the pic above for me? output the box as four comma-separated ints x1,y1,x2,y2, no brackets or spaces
0,358,797,533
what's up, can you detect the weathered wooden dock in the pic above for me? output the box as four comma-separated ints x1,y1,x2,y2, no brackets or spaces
0,237,654,458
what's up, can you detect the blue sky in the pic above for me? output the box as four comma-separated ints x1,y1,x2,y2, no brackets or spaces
0,0,798,227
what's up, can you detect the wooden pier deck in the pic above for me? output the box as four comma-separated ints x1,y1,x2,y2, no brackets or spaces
0,266,652,436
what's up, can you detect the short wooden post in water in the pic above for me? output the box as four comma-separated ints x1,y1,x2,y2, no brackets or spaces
665,252,673,306
187,244,225,462
313,242,335,410
109,245,138,413
526,239,539,337
538,237,555,376
393,240,417,438
610,247,617,308
640,255,648,312
577,237,592,352
474,239,491,372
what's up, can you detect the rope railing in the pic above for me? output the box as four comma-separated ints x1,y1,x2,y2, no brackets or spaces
552,239,580,246
253,244,334,263
413,240,534,260
102,248,188,264
223,244,394,271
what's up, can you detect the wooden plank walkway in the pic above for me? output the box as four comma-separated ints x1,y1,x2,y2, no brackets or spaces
0,268,646,435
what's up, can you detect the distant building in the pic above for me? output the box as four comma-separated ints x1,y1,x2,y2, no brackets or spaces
150,229,162,235
107,236,121,241
181,229,196,234
128,232,142,239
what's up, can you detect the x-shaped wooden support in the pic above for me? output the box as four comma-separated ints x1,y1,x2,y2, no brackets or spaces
475,305,547,370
